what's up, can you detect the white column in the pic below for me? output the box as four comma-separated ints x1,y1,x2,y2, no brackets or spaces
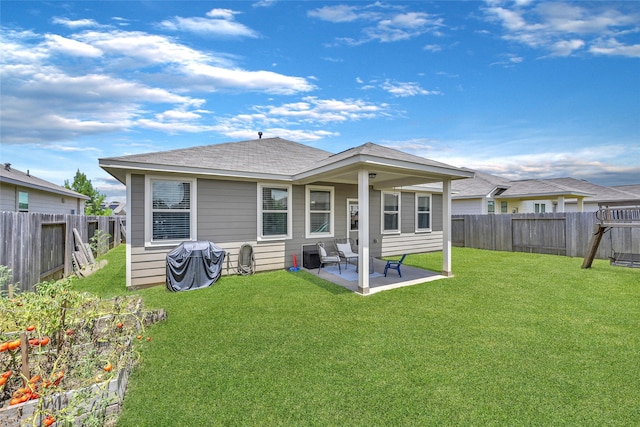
556,196,565,212
442,179,452,277
577,197,584,212
125,172,132,289
357,169,370,294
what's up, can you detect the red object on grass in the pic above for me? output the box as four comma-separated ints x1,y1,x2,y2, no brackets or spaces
293,254,298,268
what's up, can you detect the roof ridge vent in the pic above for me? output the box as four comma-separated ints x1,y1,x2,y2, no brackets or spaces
4,163,10,171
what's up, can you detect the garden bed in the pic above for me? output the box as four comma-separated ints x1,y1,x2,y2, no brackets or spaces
1,278,165,426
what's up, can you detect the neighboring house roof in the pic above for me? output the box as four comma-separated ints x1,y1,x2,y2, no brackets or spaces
452,171,640,203
100,137,474,188
498,178,594,199
451,169,510,199
0,163,89,200
611,184,640,197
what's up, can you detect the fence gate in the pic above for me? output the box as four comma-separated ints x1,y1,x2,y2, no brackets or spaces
40,223,66,282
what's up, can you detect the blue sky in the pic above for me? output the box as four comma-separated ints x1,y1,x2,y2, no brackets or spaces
1,1,639,202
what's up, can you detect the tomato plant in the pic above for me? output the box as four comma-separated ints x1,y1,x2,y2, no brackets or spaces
0,276,161,426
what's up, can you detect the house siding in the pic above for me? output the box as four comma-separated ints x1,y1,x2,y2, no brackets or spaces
0,184,15,211
130,174,145,246
452,198,484,215
0,183,84,214
126,176,445,288
197,178,256,242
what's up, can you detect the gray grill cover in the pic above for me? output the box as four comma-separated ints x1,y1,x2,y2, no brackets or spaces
166,241,225,292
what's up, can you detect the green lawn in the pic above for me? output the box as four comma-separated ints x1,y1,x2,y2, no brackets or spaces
73,245,640,426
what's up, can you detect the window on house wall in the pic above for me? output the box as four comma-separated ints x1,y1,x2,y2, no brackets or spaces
415,193,432,232
306,186,333,237
259,184,291,240
487,201,495,213
501,201,508,213
149,179,194,242
18,191,28,212
535,203,546,213
382,192,400,233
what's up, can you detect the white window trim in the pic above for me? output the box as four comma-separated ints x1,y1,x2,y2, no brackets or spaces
415,193,432,233
381,191,401,234
258,183,292,241
305,185,335,239
144,176,197,247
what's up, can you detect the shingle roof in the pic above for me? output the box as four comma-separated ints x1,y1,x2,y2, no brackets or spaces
311,142,464,172
0,164,89,200
452,172,640,202
100,138,472,184
103,137,332,176
451,169,510,198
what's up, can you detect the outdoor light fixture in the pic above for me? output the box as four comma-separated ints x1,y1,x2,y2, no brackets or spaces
368,173,377,179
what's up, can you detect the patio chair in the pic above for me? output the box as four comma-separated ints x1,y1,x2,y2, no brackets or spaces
384,254,407,278
316,242,341,275
334,238,358,269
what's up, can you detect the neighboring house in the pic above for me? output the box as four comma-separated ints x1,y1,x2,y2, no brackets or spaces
99,137,474,294
452,170,640,214
0,163,88,214
104,201,127,215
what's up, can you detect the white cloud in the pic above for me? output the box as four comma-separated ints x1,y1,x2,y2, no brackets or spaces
0,25,317,143
590,38,640,58
211,96,390,140
52,17,100,29
483,1,640,58
308,5,361,23
159,9,259,38
309,4,445,44
549,39,585,57
45,34,103,57
381,80,440,97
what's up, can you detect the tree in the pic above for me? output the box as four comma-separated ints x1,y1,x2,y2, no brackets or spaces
64,169,111,215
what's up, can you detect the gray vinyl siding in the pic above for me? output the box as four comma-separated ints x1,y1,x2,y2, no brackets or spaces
197,178,256,242
0,184,16,211
401,192,414,234
432,194,443,232
130,174,145,247
0,183,84,214
284,183,386,262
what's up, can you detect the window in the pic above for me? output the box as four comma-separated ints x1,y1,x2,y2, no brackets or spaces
415,193,432,232
306,186,334,238
487,201,495,213
535,203,546,213
348,199,358,232
501,201,508,213
18,191,28,212
259,184,292,240
382,192,400,233
147,178,196,244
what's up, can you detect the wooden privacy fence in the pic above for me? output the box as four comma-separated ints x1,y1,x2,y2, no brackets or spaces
0,212,124,293
452,212,639,260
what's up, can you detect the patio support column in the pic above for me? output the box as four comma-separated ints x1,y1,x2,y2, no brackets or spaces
357,169,370,294
442,178,453,277
556,196,565,212
577,197,584,212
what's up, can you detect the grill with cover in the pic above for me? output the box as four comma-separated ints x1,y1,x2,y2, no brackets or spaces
166,241,225,291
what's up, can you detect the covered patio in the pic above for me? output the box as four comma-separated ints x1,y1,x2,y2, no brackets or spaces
304,257,449,295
